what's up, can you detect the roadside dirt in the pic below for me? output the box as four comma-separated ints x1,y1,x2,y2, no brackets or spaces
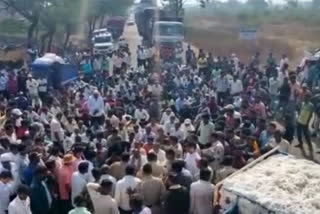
185,16,320,67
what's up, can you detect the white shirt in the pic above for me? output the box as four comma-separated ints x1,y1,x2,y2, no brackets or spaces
113,55,123,69
71,172,88,205
26,78,39,95
115,175,141,211
99,174,117,197
164,121,175,135
149,149,166,166
230,79,243,95
190,180,215,214
198,121,215,145
50,118,64,142
0,75,8,91
0,181,13,214
269,77,280,96
267,138,290,153
38,78,48,92
160,112,175,124
88,95,104,117
184,152,201,179
170,128,184,141
151,84,163,97
86,183,120,214
138,207,152,214
8,196,32,214
134,109,150,122
181,124,195,140
137,49,145,60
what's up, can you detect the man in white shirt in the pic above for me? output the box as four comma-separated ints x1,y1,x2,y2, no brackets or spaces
202,132,225,173
115,165,141,213
137,46,145,68
88,90,105,126
170,122,184,142
190,169,215,214
269,74,280,111
134,105,150,123
149,143,166,166
8,184,32,214
87,180,120,214
151,83,163,98
26,74,39,98
266,130,290,153
0,171,13,214
198,114,215,148
71,162,89,206
230,75,243,96
164,115,176,135
185,143,201,179
0,72,8,94
50,112,64,143
160,108,175,125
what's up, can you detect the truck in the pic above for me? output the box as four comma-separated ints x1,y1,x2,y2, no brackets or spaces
215,150,320,214
135,4,185,63
106,17,126,39
29,53,78,89
92,32,114,56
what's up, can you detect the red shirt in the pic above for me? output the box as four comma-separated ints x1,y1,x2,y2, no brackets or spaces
58,165,73,200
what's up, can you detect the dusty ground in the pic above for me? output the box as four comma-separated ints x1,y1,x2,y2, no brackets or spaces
184,15,320,67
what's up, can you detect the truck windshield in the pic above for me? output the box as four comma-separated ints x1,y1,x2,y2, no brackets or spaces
157,24,184,37
95,36,112,43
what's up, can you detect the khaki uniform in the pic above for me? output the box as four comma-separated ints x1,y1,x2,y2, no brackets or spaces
138,175,166,214
110,161,127,180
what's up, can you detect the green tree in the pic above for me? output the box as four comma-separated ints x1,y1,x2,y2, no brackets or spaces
85,0,132,40
0,0,46,43
247,0,268,10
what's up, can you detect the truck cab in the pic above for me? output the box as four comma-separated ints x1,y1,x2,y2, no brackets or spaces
92,32,114,56
153,21,184,62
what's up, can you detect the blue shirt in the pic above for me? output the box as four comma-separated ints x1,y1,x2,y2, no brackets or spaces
23,164,37,185
175,97,185,112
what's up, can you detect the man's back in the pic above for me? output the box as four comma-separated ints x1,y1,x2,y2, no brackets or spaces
86,183,119,214
190,180,215,214
139,176,165,207
164,185,190,214
110,161,126,180
115,175,141,211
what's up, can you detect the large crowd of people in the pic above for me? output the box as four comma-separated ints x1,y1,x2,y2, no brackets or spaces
0,36,319,214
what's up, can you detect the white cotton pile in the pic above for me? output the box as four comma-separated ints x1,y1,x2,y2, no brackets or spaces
223,155,320,214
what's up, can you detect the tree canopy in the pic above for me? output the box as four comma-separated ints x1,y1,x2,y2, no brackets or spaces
0,0,132,49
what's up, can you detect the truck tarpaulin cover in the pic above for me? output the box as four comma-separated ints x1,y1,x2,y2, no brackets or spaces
30,53,78,86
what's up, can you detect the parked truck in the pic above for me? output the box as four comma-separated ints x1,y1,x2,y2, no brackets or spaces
106,17,126,39
135,4,184,63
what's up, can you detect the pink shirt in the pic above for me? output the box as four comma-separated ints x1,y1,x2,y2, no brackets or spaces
58,165,73,200
254,102,266,119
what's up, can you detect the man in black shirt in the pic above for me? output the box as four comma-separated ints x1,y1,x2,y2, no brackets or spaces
164,172,190,214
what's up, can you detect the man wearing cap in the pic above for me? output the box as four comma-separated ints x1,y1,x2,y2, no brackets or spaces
88,90,105,126
14,92,29,110
58,154,75,214
181,119,195,140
